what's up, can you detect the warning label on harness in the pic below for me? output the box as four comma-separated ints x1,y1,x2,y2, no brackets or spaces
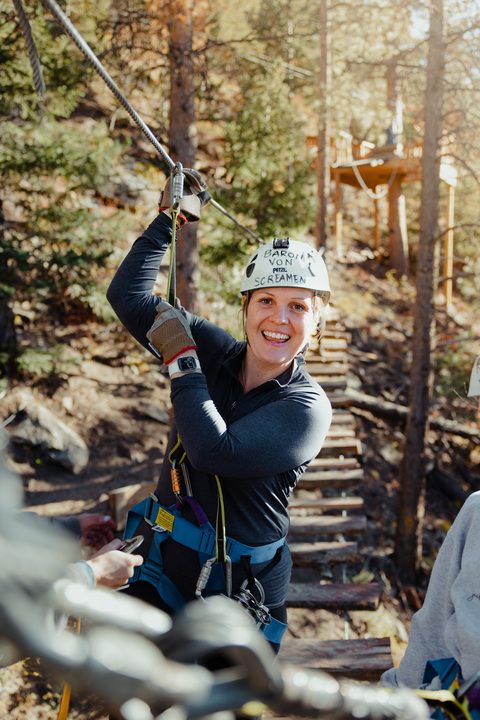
155,507,174,532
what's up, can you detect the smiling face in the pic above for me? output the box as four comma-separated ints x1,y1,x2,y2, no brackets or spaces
244,286,318,377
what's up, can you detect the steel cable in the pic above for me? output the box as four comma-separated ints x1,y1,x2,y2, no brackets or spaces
12,0,46,95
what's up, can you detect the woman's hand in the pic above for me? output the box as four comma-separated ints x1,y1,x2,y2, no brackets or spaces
147,300,197,363
78,513,117,549
159,168,210,223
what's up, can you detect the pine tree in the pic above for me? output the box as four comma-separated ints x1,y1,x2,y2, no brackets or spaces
0,0,127,376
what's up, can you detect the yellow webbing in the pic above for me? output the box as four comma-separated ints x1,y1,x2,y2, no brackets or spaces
57,618,81,720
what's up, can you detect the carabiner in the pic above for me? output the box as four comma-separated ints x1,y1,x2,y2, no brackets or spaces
224,555,232,598
195,557,216,599
170,459,184,505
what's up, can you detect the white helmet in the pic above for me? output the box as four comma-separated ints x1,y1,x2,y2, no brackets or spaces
241,237,331,303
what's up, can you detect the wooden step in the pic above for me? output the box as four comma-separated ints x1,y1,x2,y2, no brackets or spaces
315,376,348,391
308,457,360,470
289,540,358,565
326,392,353,407
319,437,363,457
305,362,348,375
279,637,393,681
289,496,364,512
286,582,382,611
317,351,348,363
320,338,348,351
330,411,356,426
297,468,364,489
322,329,351,340
325,426,356,439
289,514,367,535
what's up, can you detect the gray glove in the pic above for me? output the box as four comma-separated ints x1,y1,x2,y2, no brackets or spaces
146,300,197,364
159,168,211,223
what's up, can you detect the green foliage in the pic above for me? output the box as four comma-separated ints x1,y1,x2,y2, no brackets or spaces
213,61,316,247
0,116,129,313
15,344,74,378
0,0,107,119
447,179,480,302
434,344,475,410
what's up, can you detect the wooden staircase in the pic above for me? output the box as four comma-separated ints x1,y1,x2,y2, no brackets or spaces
278,315,393,681
109,314,394,682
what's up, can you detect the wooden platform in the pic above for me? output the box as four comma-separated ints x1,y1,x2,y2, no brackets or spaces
286,582,382,611
288,514,367,535
279,638,393,681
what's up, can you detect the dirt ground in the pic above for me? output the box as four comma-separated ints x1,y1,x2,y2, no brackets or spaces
1,250,478,719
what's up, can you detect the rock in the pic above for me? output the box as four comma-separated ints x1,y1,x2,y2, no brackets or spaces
136,400,170,425
10,400,89,474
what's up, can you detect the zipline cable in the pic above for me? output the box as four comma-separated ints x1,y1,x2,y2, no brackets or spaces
12,0,46,95
17,0,264,243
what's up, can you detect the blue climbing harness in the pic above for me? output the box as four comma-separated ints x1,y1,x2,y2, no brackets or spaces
124,493,288,644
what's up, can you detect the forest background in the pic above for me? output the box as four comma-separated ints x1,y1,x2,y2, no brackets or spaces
1,0,480,650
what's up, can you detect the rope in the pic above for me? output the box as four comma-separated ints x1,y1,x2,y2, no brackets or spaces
12,0,46,95
57,618,81,720
352,163,399,200
214,476,227,564
17,0,264,243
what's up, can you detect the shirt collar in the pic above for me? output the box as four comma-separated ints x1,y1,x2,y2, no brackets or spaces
223,344,301,388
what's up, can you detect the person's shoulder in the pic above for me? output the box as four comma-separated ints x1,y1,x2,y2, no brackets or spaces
297,364,330,396
288,367,332,411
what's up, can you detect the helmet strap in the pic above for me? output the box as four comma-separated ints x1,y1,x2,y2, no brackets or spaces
298,342,310,358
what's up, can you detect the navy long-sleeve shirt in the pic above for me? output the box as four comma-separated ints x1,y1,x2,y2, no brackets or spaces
107,213,332,606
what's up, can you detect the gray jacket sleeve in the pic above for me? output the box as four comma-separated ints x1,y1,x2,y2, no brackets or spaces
380,491,480,688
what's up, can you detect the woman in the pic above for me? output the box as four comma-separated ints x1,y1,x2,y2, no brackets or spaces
107,172,332,649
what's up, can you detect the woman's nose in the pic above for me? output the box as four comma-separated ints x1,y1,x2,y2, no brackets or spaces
271,304,288,323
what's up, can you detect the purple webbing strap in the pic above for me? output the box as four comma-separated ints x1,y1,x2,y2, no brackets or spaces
175,495,209,525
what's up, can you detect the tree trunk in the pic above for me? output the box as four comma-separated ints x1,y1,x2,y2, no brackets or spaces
395,0,445,584
167,0,199,312
388,175,409,276
0,199,16,360
386,60,408,276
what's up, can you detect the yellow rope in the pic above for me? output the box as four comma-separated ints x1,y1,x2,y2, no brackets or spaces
214,475,227,563
57,618,81,720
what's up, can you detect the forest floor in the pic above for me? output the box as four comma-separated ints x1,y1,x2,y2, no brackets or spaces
1,241,479,720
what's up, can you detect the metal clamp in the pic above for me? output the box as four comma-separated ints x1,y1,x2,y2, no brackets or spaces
234,579,271,625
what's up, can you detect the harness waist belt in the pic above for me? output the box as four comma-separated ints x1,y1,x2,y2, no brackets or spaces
143,495,286,564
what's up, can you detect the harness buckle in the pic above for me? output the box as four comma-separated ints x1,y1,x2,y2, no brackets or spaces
144,493,159,527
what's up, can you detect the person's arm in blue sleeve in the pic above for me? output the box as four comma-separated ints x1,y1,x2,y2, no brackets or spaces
106,213,173,349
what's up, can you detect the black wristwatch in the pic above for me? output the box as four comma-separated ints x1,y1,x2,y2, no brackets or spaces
168,355,201,377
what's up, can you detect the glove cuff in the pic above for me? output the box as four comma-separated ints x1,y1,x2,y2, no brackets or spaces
159,206,189,227
149,318,197,364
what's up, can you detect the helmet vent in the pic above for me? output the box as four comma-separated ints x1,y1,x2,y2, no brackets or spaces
273,237,290,249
